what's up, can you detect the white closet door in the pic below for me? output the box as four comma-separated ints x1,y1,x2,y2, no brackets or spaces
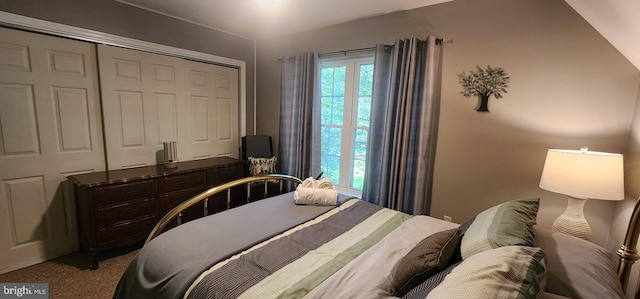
0,27,104,273
184,60,239,159
98,44,185,169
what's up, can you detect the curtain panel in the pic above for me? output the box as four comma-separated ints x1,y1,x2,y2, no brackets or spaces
278,52,321,179
362,36,443,215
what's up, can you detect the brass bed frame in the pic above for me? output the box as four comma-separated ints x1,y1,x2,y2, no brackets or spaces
145,174,303,245
145,174,640,297
618,198,640,298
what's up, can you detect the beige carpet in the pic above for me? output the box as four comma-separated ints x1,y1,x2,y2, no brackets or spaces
0,247,139,299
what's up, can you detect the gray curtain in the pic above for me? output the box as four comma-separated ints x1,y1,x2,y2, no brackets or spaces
278,52,321,179
362,36,443,215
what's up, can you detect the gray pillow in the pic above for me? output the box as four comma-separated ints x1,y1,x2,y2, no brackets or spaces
461,198,539,259
392,228,460,296
534,226,625,299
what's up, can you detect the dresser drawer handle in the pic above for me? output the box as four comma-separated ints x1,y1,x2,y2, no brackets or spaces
122,190,134,195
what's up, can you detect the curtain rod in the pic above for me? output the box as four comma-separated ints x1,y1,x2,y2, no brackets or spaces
277,37,452,61
319,46,376,58
320,37,453,57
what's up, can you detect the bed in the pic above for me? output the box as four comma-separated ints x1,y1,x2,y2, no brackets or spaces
113,174,630,299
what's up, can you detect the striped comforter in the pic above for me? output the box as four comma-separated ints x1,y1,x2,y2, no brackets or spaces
114,193,458,299
185,199,458,299
185,199,408,298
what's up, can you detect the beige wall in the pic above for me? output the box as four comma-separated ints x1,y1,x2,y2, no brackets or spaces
0,0,257,135
256,0,640,247
613,83,640,297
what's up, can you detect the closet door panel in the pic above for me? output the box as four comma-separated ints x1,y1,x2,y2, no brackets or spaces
184,60,239,160
98,45,184,169
0,27,104,273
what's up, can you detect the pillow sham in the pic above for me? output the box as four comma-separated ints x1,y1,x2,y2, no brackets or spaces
401,261,462,299
533,226,625,299
460,198,539,259
426,246,547,299
248,156,277,176
391,228,460,296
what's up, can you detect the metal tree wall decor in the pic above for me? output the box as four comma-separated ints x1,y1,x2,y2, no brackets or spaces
458,65,510,112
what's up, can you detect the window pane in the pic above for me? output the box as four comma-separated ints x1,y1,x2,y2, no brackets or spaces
356,64,372,128
350,129,368,190
333,67,346,96
356,96,371,127
321,68,334,96
353,129,368,160
326,155,341,185
321,96,332,124
351,159,366,190
359,64,374,96
332,97,343,126
321,127,341,184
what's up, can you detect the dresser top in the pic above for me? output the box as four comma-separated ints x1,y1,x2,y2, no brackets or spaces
68,157,243,187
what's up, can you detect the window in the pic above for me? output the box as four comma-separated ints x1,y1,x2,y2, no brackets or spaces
319,56,374,193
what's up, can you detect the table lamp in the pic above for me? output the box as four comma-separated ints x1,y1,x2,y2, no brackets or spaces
539,146,624,240
163,141,178,169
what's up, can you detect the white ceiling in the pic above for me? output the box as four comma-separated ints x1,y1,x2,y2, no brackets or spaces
116,0,452,39
564,0,640,71
117,0,640,71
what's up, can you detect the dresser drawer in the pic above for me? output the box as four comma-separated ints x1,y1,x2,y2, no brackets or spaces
158,187,205,213
207,164,243,185
95,197,157,227
159,188,206,227
95,215,157,247
158,171,206,194
92,179,156,206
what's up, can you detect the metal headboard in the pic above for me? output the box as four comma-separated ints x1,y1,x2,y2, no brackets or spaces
145,174,302,245
618,197,640,298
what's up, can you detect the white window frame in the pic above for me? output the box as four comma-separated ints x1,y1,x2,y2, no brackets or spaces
318,55,374,196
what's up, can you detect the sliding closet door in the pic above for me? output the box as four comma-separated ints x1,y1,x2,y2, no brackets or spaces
0,27,105,273
184,60,239,159
98,45,240,169
98,45,185,169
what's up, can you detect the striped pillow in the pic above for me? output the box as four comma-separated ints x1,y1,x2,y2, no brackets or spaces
426,246,547,299
460,198,539,259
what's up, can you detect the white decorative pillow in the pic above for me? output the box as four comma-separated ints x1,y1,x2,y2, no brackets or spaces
248,156,277,176
426,246,547,299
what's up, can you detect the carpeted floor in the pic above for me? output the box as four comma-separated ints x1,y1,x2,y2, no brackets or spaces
0,246,139,299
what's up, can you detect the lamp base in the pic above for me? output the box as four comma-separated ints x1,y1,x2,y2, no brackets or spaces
165,161,177,169
551,196,592,241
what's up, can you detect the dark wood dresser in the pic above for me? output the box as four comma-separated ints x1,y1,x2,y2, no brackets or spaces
68,157,245,269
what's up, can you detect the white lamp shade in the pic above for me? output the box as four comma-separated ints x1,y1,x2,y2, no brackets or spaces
163,141,177,162
539,148,624,200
